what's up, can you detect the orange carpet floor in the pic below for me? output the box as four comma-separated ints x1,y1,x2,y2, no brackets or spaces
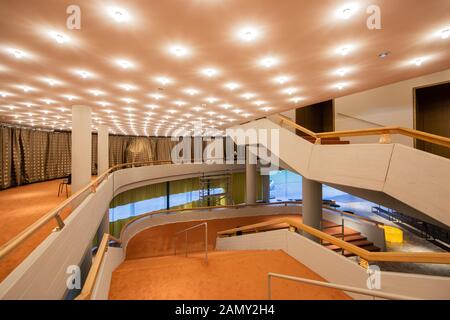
0,179,71,282
110,250,351,300
126,214,354,260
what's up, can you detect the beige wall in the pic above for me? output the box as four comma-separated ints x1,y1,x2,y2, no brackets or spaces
334,69,450,146
278,69,450,146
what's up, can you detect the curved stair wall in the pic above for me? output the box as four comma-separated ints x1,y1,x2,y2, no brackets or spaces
216,229,450,300
0,163,243,300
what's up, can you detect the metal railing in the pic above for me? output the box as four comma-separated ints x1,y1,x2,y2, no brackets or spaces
173,222,208,264
267,273,421,300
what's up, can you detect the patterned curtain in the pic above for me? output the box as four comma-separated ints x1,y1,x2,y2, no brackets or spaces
125,137,154,164
92,134,98,175
46,131,71,180
0,127,13,189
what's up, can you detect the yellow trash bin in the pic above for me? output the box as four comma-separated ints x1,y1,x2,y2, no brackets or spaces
384,226,403,243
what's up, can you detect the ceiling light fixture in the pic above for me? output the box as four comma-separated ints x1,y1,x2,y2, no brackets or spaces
201,68,218,77
51,32,69,44
156,77,171,85
77,70,91,79
335,83,346,90
116,59,133,69
259,56,279,68
169,45,189,57
236,26,261,42
438,27,450,39
337,46,351,56
225,82,240,90
7,48,25,59
413,57,426,66
336,68,349,77
185,88,199,96
108,7,130,23
337,3,359,20
274,76,290,84
242,93,255,100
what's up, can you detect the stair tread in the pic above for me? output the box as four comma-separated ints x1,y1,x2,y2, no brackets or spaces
326,240,374,251
322,235,367,245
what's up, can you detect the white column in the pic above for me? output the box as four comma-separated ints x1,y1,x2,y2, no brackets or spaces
97,124,109,175
262,174,270,203
302,177,323,242
245,146,257,205
71,105,92,193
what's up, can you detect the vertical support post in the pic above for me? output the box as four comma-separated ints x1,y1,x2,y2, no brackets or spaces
245,145,257,205
302,177,323,242
97,124,109,175
262,174,270,203
71,105,92,193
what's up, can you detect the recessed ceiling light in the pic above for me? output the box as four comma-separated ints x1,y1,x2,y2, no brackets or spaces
201,68,219,77
290,97,303,103
220,104,232,109
50,31,69,44
169,45,189,57
20,85,32,92
336,3,359,20
261,107,272,112
413,57,426,66
337,45,352,56
225,82,240,90
336,68,349,77
46,78,58,86
7,48,25,59
108,7,130,23
76,70,91,79
259,56,279,68
155,77,172,85
282,87,297,95
274,75,290,84
236,26,261,42
185,88,199,96
89,89,104,96
254,101,266,106
205,97,219,104
335,83,346,90
440,27,450,39
150,93,164,100
242,93,255,100
120,84,135,91
116,59,133,69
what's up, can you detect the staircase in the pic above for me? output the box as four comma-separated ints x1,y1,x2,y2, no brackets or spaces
321,223,380,257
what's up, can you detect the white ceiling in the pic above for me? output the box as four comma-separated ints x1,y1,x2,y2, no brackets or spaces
0,0,449,136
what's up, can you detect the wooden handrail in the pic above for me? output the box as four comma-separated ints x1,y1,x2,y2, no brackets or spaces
217,218,450,265
119,201,303,239
0,160,171,260
274,114,450,148
75,233,120,300
119,201,384,239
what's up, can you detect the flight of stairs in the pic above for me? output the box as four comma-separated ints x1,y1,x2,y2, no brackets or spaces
321,223,381,257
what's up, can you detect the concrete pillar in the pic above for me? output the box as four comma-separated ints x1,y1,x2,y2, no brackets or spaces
262,174,270,203
245,146,257,205
97,124,109,175
302,176,323,242
71,105,92,193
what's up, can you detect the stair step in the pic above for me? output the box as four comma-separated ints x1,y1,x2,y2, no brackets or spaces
326,240,374,251
322,235,367,245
